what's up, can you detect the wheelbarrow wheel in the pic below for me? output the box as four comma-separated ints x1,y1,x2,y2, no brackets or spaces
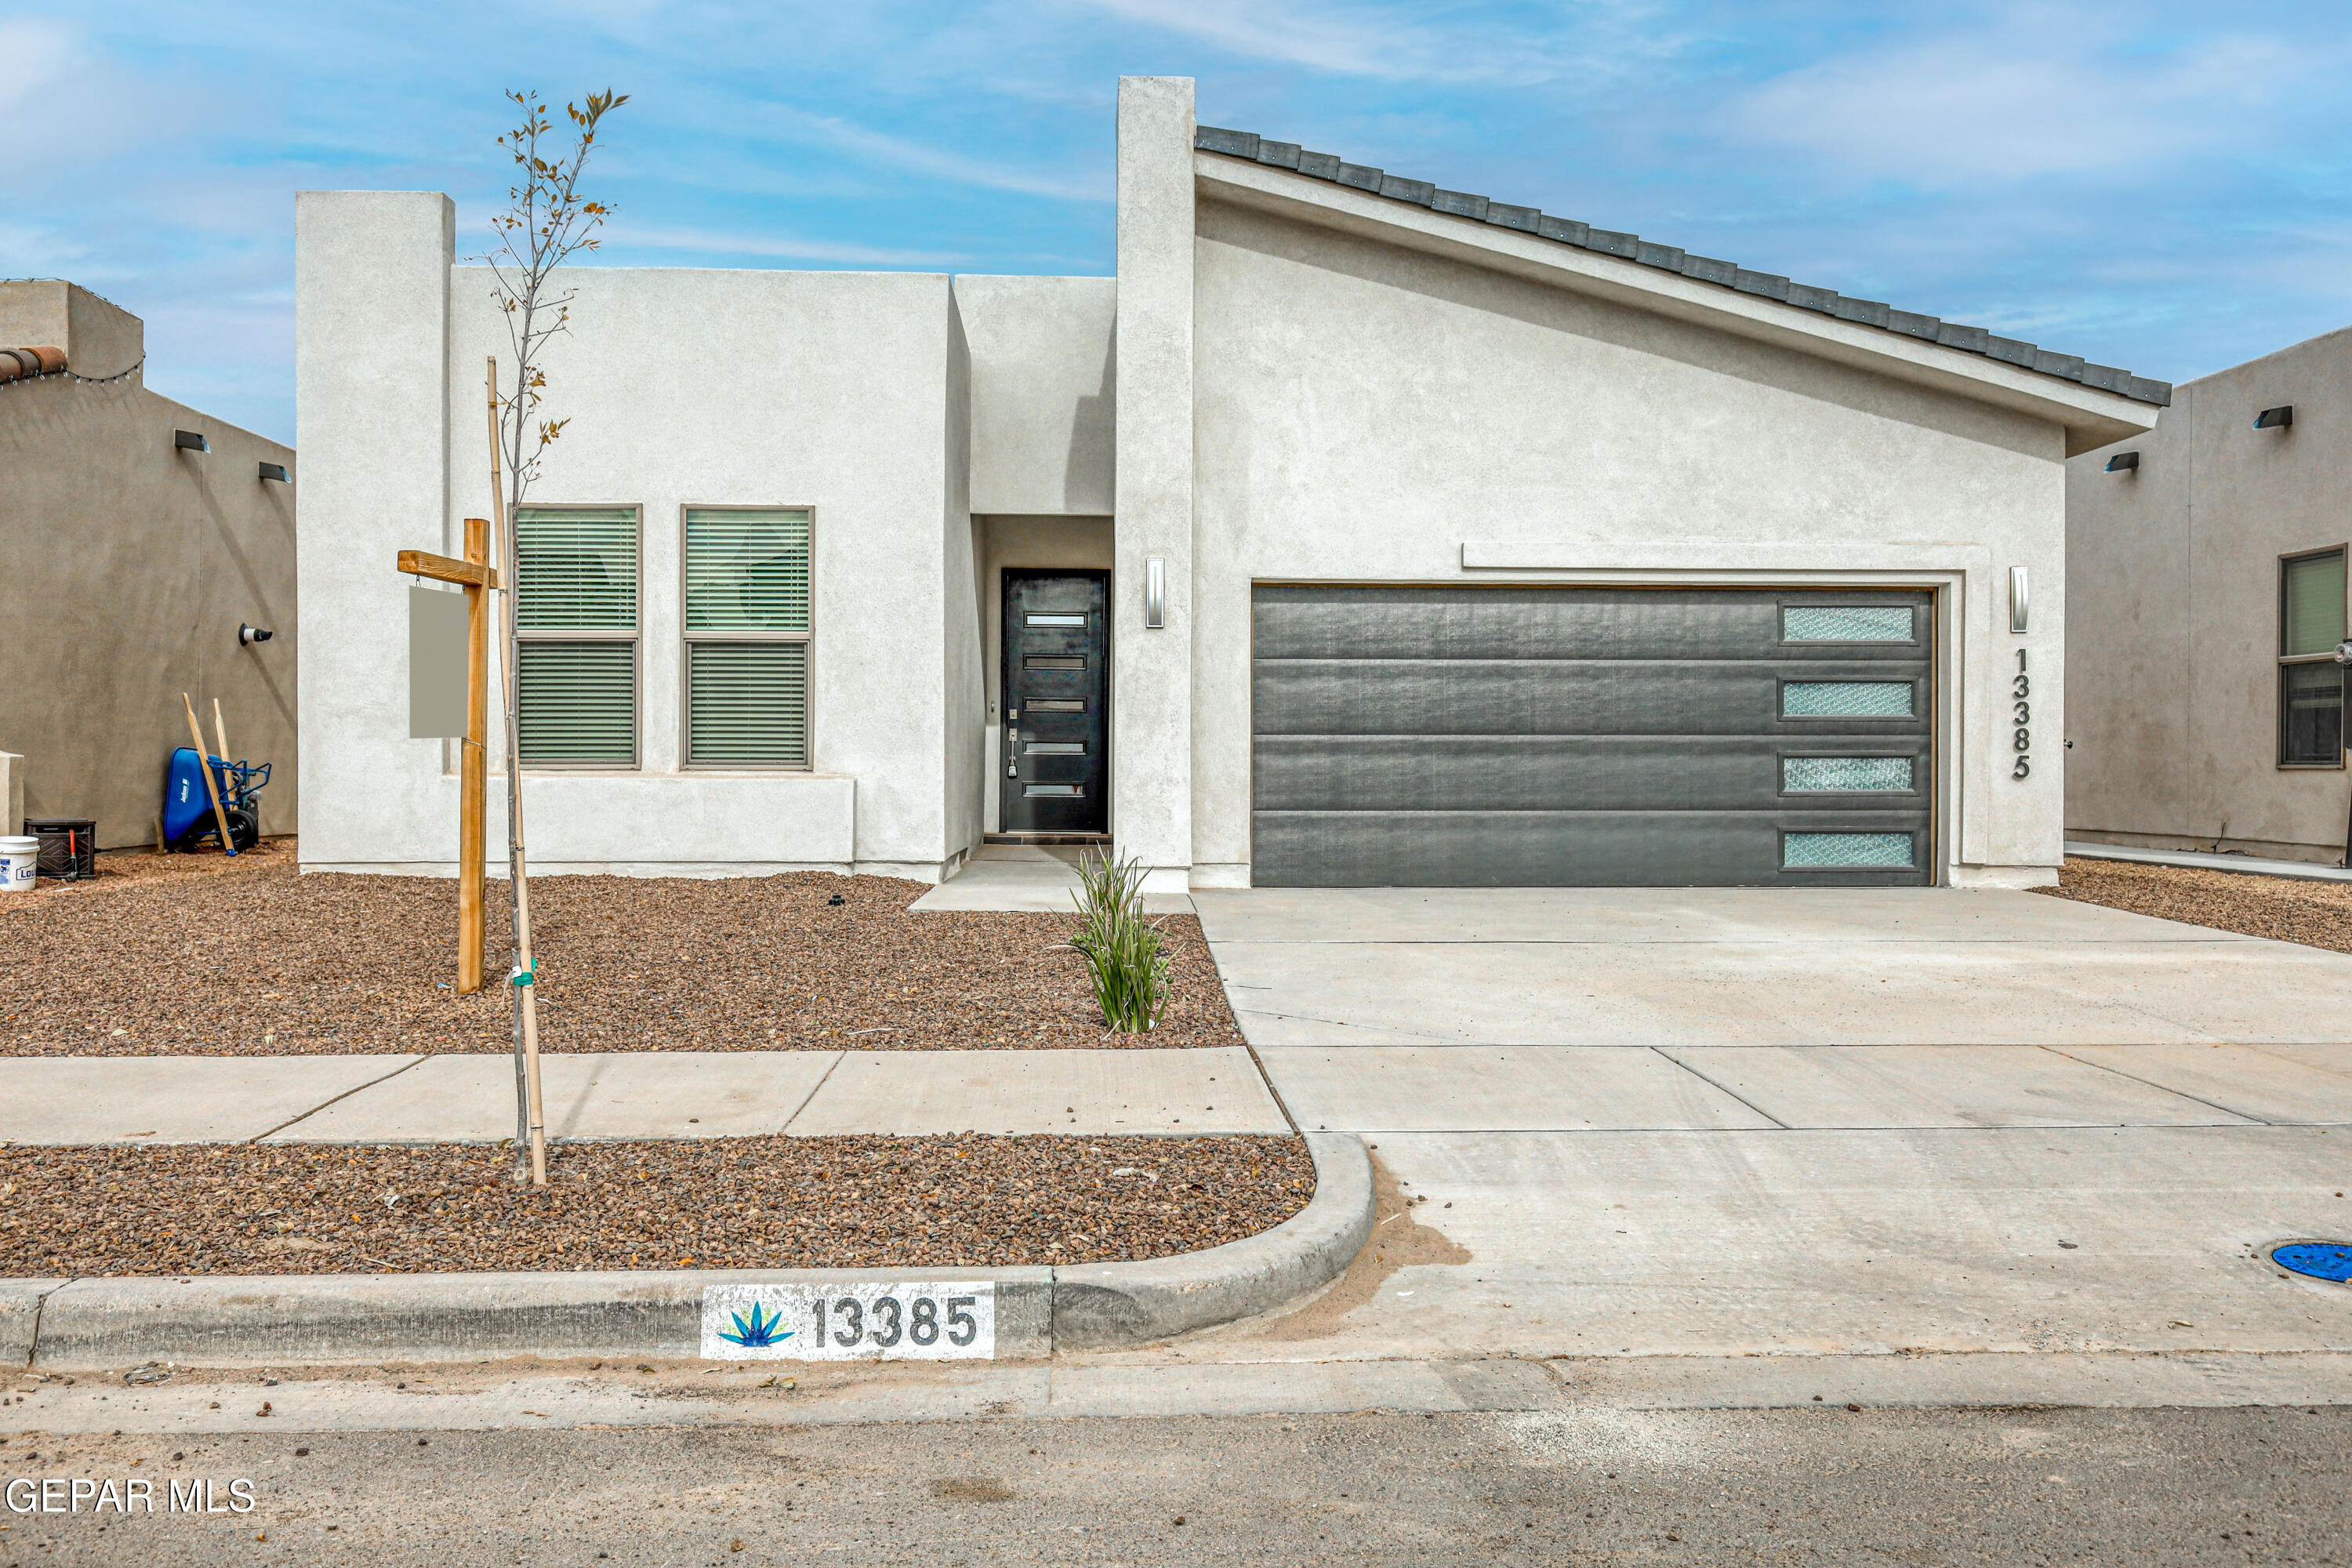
223,808,261,853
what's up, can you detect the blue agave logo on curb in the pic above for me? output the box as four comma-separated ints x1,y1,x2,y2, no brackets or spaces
717,1301,793,1349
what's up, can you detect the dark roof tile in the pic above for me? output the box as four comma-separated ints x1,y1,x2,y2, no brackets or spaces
1195,122,2169,405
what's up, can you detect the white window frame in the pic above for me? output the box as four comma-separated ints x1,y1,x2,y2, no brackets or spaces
677,503,815,771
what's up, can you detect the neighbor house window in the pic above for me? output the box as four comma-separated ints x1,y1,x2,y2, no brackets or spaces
2279,546,2346,767
514,506,640,767
683,507,811,768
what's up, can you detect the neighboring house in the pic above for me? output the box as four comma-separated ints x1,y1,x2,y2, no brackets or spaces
0,281,297,848
2067,325,2352,866
296,77,2164,891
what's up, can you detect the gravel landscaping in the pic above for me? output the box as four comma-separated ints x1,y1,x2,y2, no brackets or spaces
0,1134,1313,1276
2034,854,2352,956
0,841,1245,1055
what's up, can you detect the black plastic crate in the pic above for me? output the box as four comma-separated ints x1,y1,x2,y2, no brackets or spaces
24,818,96,881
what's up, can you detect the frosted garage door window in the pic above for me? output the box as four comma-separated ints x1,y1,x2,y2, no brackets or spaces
1783,757,1914,792
1784,832,1914,868
1782,681,1914,718
1782,606,1913,641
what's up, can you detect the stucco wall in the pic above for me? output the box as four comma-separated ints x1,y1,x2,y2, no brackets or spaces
958,274,1116,517
2067,326,2352,861
1188,197,2079,886
297,189,967,877
1,287,297,848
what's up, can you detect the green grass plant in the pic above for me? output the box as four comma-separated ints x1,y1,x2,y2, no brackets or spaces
1070,850,1172,1034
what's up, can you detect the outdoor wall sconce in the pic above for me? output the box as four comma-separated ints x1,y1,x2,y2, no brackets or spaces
2104,451,2139,472
2255,405,2293,430
239,623,274,646
2009,566,2030,634
174,430,209,453
1145,557,1166,629
258,461,289,482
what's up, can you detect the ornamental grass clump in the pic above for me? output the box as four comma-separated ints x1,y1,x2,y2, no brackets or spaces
1070,851,1172,1034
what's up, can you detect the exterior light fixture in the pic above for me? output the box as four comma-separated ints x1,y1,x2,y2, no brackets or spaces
239,623,274,646
1145,557,1167,629
174,430,209,453
2255,405,2293,430
2009,566,2030,634
2104,452,2139,473
258,462,289,482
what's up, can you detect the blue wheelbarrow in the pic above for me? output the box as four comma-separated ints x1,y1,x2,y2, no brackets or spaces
163,747,270,854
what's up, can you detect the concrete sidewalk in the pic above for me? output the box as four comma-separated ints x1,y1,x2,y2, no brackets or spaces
909,844,1194,914
0,1047,1287,1145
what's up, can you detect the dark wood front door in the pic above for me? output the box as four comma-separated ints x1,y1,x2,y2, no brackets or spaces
1003,571,1109,834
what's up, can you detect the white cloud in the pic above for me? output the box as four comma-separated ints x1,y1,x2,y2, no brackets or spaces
1066,0,1681,87
600,222,964,266
1731,19,2331,186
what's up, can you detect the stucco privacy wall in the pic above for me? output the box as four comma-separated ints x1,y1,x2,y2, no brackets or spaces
297,189,971,877
1185,194,2089,885
1113,77,1198,891
0,285,297,847
2067,327,2352,862
957,275,1116,517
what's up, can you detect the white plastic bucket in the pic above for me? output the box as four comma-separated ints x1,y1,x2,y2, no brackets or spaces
0,837,36,895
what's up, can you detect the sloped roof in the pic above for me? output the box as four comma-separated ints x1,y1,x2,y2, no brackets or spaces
1197,126,2170,408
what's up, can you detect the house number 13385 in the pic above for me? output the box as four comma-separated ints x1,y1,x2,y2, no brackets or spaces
2011,648,2031,779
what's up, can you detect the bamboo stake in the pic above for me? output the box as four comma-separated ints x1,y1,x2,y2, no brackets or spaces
457,516,490,995
489,355,547,1188
180,694,237,856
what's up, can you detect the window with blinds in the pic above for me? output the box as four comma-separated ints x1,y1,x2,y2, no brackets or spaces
684,508,811,768
514,506,639,767
2280,547,2346,766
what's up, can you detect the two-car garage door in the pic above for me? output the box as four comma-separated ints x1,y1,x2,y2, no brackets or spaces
1251,586,1934,887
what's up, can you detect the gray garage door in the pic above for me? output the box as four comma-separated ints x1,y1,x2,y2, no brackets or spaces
1252,586,1934,887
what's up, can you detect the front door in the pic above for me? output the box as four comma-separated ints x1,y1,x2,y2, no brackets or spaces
1002,571,1110,834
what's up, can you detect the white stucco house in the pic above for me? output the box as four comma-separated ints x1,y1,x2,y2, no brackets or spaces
296,77,2166,892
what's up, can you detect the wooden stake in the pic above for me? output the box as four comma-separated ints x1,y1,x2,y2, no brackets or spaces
210,698,230,768
180,693,237,856
456,516,491,993
488,354,548,1189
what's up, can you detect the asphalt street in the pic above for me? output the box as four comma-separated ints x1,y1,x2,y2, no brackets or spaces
17,1403,2349,1565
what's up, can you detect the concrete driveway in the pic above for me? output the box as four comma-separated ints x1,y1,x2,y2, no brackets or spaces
1180,887,2352,1390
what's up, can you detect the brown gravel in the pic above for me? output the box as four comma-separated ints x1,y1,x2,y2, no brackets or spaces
0,1134,1313,1276
2034,854,2352,956
1,840,1245,1055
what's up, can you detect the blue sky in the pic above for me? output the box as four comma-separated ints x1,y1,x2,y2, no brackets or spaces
7,1,2350,443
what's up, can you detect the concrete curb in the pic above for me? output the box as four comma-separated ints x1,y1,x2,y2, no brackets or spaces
21,1135,1372,1369
1051,1132,1374,1349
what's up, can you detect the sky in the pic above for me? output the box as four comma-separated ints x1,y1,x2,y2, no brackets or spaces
5,1,2350,444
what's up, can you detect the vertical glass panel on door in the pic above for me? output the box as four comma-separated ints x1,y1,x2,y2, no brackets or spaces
686,509,812,632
